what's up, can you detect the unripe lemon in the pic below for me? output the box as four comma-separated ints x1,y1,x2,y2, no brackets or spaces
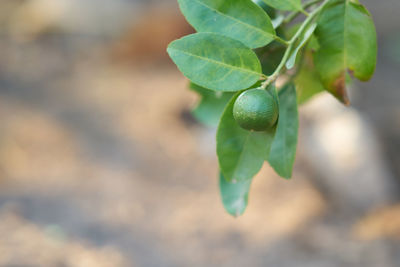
233,88,279,131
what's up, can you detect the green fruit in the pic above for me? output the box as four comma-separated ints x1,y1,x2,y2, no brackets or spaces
233,88,279,131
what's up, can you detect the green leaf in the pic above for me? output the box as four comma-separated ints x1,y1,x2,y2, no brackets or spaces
167,33,262,92
178,0,276,49
286,23,317,69
264,85,278,160
262,0,303,11
314,0,377,104
217,90,276,182
190,83,235,127
269,84,280,107
268,84,298,179
294,52,325,104
219,172,252,217
271,14,285,29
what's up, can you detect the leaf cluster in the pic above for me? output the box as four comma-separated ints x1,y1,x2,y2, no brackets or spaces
167,0,377,216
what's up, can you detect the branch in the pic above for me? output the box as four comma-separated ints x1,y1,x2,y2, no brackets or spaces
261,0,331,89
283,0,324,25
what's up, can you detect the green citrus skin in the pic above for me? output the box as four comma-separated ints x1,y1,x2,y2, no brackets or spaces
233,88,279,131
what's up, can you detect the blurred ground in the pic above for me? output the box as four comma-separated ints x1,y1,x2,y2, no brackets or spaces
0,0,399,266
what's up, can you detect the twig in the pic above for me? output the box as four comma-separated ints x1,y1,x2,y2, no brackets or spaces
261,0,331,89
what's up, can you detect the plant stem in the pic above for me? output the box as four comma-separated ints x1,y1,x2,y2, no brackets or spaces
300,10,310,17
274,36,290,46
283,0,324,25
261,0,331,89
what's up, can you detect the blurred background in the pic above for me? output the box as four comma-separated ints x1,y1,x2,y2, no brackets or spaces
0,0,399,266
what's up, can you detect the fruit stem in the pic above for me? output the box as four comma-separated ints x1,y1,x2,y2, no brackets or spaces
261,0,331,89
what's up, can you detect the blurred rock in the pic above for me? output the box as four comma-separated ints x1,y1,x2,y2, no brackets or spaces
299,94,397,214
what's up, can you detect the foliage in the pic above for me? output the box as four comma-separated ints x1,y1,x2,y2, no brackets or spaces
167,0,377,216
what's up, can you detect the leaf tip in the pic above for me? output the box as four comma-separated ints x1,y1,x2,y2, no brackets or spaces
332,75,351,106
235,209,241,218
324,73,350,106
229,206,245,218
166,43,174,56
274,169,293,180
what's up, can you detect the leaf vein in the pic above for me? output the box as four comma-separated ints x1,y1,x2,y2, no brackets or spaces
193,0,274,40
169,47,261,76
